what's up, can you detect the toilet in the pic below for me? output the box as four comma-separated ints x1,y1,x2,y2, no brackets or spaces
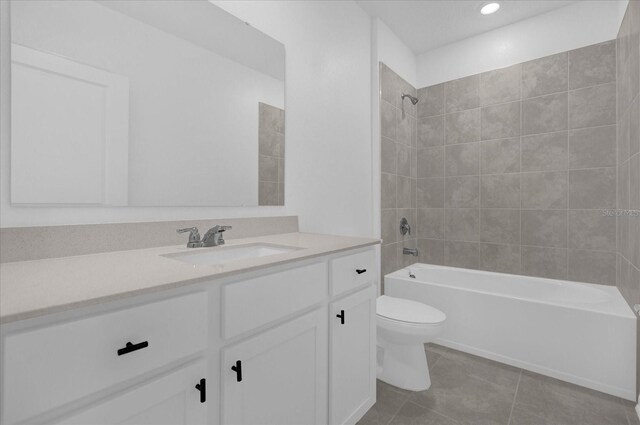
376,295,446,391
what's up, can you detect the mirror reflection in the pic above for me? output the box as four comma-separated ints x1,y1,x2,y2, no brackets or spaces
10,0,285,207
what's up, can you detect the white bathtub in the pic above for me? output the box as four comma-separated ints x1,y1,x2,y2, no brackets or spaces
384,264,637,401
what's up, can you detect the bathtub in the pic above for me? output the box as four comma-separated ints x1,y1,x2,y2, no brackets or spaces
384,264,637,401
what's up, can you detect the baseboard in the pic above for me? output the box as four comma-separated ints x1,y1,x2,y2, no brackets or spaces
635,395,639,421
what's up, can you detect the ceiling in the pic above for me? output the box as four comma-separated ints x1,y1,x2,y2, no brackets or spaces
357,0,577,54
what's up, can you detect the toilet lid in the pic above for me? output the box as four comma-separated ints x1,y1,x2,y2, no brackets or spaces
377,295,446,324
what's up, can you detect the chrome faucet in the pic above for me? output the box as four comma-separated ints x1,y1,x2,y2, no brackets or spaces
202,225,232,247
176,225,232,248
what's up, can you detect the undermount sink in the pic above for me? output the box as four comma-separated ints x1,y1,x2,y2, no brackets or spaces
163,243,300,266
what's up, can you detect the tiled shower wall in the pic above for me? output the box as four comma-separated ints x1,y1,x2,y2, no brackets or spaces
258,102,285,206
381,40,623,286
380,64,418,278
616,0,640,395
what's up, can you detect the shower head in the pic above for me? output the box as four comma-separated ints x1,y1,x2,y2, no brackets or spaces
401,93,419,105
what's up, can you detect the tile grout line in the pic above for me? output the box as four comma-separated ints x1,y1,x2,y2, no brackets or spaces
507,370,523,425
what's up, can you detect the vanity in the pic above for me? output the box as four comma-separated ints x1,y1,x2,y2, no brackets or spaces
0,232,380,425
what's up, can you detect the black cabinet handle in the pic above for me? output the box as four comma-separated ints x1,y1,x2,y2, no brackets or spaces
195,378,206,403
356,269,367,275
117,341,148,356
231,360,242,382
336,309,345,324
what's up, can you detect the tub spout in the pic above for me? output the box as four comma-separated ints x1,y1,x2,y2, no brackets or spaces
403,248,418,257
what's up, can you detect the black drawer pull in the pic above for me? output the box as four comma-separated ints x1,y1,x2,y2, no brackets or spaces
231,360,242,382
195,378,206,403
336,309,345,324
356,269,367,275
117,341,148,356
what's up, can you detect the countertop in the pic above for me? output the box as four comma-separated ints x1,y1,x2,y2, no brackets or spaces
0,232,380,324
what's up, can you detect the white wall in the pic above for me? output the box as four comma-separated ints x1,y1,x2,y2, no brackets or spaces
212,1,373,237
1,0,374,237
373,18,417,88
416,1,626,87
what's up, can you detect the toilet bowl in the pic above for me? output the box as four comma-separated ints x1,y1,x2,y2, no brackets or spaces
376,295,446,391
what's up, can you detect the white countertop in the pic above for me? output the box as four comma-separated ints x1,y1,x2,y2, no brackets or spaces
0,232,380,324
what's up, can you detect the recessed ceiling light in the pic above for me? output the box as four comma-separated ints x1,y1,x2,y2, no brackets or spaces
480,2,500,15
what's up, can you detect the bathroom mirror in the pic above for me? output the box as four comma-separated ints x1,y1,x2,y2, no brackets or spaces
9,0,285,207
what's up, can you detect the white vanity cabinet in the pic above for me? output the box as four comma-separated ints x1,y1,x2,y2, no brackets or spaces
55,360,207,425
0,245,378,425
329,286,377,425
222,309,328,425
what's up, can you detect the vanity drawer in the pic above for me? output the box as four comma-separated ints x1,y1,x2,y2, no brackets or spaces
2,292,207,425
330,248,376,295
223,261,327,338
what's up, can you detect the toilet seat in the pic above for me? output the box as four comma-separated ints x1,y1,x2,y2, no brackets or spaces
377,295,446,325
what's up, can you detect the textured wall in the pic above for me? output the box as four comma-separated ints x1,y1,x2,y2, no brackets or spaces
382,39,624,286
616,0,640,397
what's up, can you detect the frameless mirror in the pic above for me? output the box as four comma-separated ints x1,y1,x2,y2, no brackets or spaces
9,0,285,206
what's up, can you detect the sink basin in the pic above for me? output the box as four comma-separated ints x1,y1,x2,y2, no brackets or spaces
163,243,299,266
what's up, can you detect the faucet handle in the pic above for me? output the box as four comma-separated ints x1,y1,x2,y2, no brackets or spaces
176,227,201,246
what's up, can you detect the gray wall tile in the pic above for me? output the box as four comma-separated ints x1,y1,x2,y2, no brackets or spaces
418,115,445,148
381,173,397,209
521,246,568,280
481,102,521,140
397,175,413,208
481,174,521,208
445,176,480,208
569,125,617,169
445,143,479,176
381,209,397,245
521,210,568,248
480,209,520,244
446,109,480,145
417,84,444,117
381,63,401,108
259,155,278,182
417,147,445,178
397,112,414,146
569,83,616,129
396,144,412,177
569,40,616,90
417,178,445,208
521,132,568,172
568,167,616,209
480,243,521,274
480,64,521,106
481,138,520,174
522,52,568,98
419,238,445,265
522,93,568,135
445,75,480,112
568,249,616,285
521,171,568,209
258,181,278,205
417,208,445,239
445,209,480,242
445,240,480,269
382,243,399,278
381,100,397,139
568,210,616,251
381,137,396,174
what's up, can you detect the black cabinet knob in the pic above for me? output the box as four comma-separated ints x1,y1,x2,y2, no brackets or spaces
336,309,345,325
356,269,367,275
231,360,242,382
195,378,206,403
117,341,148,356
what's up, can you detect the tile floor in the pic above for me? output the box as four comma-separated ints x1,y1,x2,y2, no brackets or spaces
359,343,639,425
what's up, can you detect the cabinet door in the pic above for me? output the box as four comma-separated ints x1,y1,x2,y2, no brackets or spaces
330,286,376,425
222,309,327,425
56,361,207,425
